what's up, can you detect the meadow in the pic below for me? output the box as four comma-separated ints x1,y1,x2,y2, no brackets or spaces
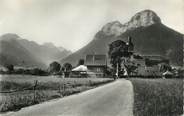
0,74,113,112
129,78,183,116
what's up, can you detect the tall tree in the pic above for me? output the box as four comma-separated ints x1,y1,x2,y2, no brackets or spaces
48,61,61,74
63,63,72,77
63,63,72,72
108,40,133,76
6,64,14,72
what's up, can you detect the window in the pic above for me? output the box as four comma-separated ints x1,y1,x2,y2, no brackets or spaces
97,68,101,72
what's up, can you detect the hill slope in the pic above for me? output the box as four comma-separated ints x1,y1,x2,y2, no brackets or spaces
18,40,71,66
61,10,183,66
0,33,71,68
0,34,45,68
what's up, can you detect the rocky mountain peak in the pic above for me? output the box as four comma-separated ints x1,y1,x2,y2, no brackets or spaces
101,9,161,36
101,21,123,36
129,9,161,28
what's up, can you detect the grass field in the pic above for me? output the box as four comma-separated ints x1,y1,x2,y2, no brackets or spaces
0,74,113,112
129,78,183,116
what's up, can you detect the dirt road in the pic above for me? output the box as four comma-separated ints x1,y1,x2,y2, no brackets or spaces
3,79,134,116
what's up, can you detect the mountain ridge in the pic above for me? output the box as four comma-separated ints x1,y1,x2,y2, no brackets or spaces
0,33,71,68
101,10,161,36
61,10,183,66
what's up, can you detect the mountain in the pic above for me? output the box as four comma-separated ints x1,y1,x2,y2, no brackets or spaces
0,33,71,68
61,10,183,66
18,40,71,65
0,34,46,68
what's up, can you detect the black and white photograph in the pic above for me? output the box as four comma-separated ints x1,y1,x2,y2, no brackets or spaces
0,0,183,116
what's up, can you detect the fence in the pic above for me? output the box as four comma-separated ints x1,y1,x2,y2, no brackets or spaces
0,80,68,103
0,80,38,93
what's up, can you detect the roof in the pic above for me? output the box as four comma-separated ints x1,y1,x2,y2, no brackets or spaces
72,65,88,72
142,55,168,60
85,54,107,66
162,71,173,75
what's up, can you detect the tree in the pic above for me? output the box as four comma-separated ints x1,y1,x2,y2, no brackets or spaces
30,68,48,76
63,63,72,77
63,63,72,72
108,40,133,77
159,63,172,72
48,61,61,74
104,66,113,77
78,59,85,66
124,63,138,76
6,64,14,72
109,40,126,66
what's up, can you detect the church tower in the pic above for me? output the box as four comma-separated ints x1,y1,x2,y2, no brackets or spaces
127,36,134,52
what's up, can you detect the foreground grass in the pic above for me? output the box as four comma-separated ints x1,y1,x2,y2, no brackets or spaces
129,78,183,116
0,77,113,112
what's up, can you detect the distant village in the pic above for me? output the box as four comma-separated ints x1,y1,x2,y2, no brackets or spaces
71,36,183,78
0,36,183,78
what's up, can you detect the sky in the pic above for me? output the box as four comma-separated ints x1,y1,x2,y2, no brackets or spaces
0,0,183,52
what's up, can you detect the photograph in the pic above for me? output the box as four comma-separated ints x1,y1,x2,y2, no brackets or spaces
0,0,183,116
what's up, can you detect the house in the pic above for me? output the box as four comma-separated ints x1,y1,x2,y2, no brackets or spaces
85,54,107,77
142,55,169,76
121,54,170,76
132,58,146,76
122,54,146,76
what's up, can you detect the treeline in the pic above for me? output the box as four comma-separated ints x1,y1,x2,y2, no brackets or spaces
0,67,49,76
0,61,73,76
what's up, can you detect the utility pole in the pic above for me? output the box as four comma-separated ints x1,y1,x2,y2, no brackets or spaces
33,80,38,103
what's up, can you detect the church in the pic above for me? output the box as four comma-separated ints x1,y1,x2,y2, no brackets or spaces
119,36,169,76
